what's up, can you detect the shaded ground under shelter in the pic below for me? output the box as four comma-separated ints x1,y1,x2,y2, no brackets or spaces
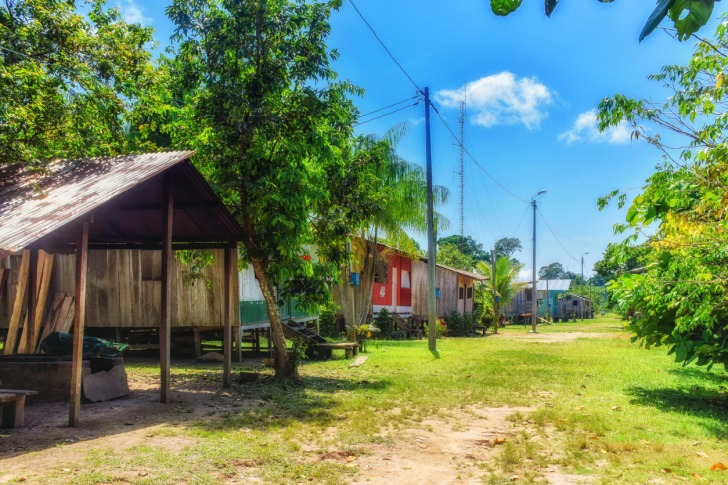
0,151,245,425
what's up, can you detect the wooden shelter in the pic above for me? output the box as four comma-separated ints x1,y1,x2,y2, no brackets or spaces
0,151,244,425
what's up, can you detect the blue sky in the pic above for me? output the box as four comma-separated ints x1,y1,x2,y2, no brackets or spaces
121,0,725,279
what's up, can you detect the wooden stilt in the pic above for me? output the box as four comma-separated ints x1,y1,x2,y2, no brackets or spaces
69,220,90,426
193,328,201,358
235,325,242,363
160,173,173,403
223,244,233,387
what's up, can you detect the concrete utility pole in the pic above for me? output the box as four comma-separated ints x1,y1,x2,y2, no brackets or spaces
531,190,546,333
581,252,589,321
425,87,437,352
491,249,497,334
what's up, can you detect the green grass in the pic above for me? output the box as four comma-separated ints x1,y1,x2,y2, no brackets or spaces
17,315,728,484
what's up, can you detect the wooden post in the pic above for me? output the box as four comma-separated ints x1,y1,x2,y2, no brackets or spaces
160,173,173,403
5,250,30,355
223,243,233,387
26,250,38,353
69,220,89,426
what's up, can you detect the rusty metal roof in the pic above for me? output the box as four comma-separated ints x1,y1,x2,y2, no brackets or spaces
0,151,244,258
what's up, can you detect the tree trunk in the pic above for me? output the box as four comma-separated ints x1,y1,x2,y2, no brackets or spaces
250,258,297,380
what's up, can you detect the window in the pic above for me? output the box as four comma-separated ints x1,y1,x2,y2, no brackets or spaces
458,287,464,299
466,286,473,299
401,270,411,289
525,289,532,301
573,300,579,307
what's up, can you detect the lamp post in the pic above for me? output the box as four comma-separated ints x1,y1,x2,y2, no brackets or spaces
531,190,547,333
580,252,589,321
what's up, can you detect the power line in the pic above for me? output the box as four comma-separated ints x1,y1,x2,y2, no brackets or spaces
430,104,528,204
537,207,576,261
353,100,422,127
348,0,423,95
357,94,421,120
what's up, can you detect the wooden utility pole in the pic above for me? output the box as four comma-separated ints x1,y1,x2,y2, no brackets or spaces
425,87,437,352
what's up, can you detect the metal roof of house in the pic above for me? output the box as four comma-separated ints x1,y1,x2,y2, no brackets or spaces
433,262,487,281
0,151,244,258
536,279,572,291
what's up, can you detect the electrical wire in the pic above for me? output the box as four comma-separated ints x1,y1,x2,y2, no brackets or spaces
430,104,529,204
357,94,421,120
537,207,576,261
348,0,423,95
353,100,422,127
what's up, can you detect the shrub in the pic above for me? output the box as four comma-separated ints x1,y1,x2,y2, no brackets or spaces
374,308,393,337
319,305,338,339
423,318,448,339
443,311,476,336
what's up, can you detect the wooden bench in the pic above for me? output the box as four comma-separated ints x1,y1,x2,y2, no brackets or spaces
311,342,359,359
0,389,39,428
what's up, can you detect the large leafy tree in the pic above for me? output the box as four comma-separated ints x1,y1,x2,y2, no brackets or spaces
167,0,359,378
598,15,728,370
494,237,522,262
437,243,475,271
489,0,721,42
0,0,161,167
437,235,489,263
539,262,566,279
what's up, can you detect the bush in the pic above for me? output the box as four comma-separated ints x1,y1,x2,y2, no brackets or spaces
389,329,407,340
423,318,448,339
374,308,393,337
443,311,476,336
319,305,338,339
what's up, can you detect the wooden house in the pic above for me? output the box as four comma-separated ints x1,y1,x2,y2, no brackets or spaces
0,151,244,425
504,279,572,322
367,245,485,318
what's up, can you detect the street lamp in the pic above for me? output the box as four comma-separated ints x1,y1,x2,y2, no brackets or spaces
531,190,547,333
580,252,589,320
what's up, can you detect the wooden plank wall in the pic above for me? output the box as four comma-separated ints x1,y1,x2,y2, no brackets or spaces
1,249,237,329
411,260,460,317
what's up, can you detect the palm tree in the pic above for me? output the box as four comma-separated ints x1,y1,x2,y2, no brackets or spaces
336,123,449,337
477,256,526,334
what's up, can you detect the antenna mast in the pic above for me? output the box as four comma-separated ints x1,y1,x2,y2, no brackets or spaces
458,98,465,250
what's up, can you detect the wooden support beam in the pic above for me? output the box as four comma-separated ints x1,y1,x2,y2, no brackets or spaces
69,219,90,426
5,250,30,355
223,243,233,387
160,173,173,403
27,251,54,352
26,250,38,353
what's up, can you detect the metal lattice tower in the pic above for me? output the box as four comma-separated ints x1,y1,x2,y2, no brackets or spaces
458,100,465,249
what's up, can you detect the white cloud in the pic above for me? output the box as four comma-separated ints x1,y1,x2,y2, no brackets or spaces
558,109,631,145
117,0,152,25
434,72,553,130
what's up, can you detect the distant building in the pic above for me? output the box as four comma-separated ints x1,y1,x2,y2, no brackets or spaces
504,279,574,322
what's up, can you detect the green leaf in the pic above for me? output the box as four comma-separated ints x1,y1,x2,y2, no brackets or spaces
639,0,675,42
669,0,715,41
545,0,559,17
491,0,523,16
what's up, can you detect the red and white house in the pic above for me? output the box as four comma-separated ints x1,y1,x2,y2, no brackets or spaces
372,253,413,315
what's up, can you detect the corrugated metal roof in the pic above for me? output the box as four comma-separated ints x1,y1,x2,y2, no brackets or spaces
434,262,487,281
0,151,244,258
536,279,572,291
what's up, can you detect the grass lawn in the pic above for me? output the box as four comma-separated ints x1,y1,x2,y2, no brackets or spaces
3,314,727,484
